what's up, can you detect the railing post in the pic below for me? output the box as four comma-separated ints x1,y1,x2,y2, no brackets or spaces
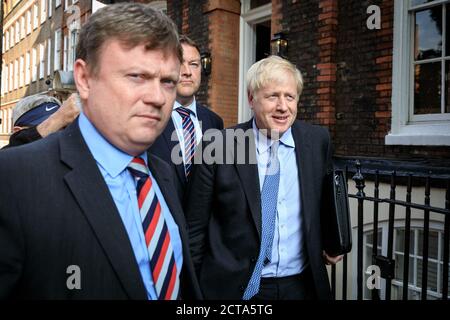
386,171,396,301
421,176,431,300
442,180,449,300
372,171,380,300
353,160,365,300
403,175,412,300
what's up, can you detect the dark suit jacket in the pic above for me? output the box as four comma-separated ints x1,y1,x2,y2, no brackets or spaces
184,119,333,300
0,121,202,300
149,103,223,200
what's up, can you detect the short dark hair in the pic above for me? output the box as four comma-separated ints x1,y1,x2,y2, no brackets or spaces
179,35,201,57
76,3,182,74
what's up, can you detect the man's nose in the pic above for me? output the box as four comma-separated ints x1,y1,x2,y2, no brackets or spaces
142,80,165,107
276,97,289,111
181,62,192,76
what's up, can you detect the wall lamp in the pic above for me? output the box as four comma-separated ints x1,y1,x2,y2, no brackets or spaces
271,32,288,58
201,52,212,76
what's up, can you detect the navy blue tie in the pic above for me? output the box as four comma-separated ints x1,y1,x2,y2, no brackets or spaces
243,141,280,300
175,107,196,178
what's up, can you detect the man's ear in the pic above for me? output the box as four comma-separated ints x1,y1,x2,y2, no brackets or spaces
73,59,91,101
247,91,255,110
12,126,26,133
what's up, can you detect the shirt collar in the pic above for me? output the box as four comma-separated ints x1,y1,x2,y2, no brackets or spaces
252,118,295,155
174,97,197,118
78,112,148,178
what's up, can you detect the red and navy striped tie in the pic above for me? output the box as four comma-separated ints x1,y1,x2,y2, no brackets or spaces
128,157,180,300
175,107,196,178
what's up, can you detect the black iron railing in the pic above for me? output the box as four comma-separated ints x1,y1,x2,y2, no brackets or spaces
330,158,450,300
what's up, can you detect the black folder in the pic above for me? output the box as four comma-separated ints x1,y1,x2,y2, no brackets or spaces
321,169,352,257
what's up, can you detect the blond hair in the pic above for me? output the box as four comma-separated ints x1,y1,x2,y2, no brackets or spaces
246,55,303,98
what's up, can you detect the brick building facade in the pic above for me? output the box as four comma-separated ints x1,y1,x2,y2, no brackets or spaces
2,0,450,160
166,0,450,164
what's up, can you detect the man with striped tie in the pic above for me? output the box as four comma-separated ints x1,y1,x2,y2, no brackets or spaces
0,3,201,300
150,36,223,200
185,56,342,300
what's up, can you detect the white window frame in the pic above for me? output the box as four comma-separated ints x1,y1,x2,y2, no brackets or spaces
26,51,31,85
56,0,61,8
9,62,13,92
32,47,38,82
14,59,18,90
33,3,39,30
63,34,68,71
40,0,47,24
68,22,79,72
238,0,272,123
356,220,449,300
19,55,24,88
5,31,9,51
54,29,61,71
391,227,449,300
15,21,20,44
27,9,32,35
48,0,53,18
1,64,7,96
47,38,52,76
39,43,45,79
387,0,450,146
21,16,25,40
10,26,15,47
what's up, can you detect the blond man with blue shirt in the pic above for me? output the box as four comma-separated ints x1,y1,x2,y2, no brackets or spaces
185,56,342,300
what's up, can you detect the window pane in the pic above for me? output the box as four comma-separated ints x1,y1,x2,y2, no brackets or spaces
417,258,424,287
414,8,443,60
428,231,439,260
414,62,442,114
411,0,436,7
250,0,271,9
396,229,414,252
396,254,415,284
446,61,450,113
428,262,438,291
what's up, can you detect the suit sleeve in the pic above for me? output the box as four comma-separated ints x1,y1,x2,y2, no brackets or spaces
0,162,25,298
320,128,338,255
183,141,216,274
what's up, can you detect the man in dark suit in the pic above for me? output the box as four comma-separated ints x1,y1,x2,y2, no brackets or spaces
185,56,342,300
0,3,201,300
150,36,223,200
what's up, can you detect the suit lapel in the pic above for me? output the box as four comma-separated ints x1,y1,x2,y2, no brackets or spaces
162,118,186,185
60,122,147,300
233,120,262,239
292,121,313,238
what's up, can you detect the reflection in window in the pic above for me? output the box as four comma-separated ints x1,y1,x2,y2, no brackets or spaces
411,2,450,117
414,62,441,114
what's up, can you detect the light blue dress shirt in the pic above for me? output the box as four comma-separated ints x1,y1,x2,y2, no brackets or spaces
172,98,202,164
78,112,183,300
252,120,308,278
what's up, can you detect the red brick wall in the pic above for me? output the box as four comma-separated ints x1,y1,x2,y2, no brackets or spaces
205,0,240,127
